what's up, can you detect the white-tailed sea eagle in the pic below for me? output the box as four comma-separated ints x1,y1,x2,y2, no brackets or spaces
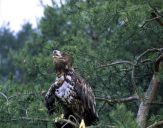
45,50,98,128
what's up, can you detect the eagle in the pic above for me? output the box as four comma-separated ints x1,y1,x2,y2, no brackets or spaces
45,50,98,128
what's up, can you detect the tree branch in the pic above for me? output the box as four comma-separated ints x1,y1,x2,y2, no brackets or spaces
151,11,163,26
148,102,163,106
0,92,8,103
141,15,163,28
96,95,139,104
147,120,163,128
136,48,163,62
98,61,134,68
60,119,78,128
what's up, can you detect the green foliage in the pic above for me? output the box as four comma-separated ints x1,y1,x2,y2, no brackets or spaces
0,0,163,127
110,104,138,128
0,82,48,128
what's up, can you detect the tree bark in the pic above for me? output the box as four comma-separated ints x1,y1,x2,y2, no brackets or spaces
137,54,163,128
136,74,160,128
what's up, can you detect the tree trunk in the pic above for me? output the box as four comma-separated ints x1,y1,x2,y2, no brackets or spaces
136,54,163,128
137,74,160,128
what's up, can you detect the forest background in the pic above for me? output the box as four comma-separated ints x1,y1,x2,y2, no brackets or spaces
0,0,163,128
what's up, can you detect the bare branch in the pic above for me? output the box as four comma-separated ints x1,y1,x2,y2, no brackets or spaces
60,119,78,128
98,101,107,113
96,95,139,104
141,15,163,28
68,115,79,126
140,59,153,64
0,92,8,103
148,102,163,106
136,48,163,62
147,120,163,128
98,61,134,68
150,10,163,26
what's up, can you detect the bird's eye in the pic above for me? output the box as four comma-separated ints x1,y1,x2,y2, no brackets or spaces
53,50,57,54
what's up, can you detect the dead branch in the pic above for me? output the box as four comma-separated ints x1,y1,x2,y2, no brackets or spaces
148,102,163,106
151,11,163,26
98,60,134,68
98,101,107,113
136,48,163,62
96,48,163,128
140,59,153,64
60,119,78,128
141,15,163,28
147,120,163,128
0,92,8,103
96,95,139,104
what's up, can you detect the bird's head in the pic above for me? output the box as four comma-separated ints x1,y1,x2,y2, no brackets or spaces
53,50,63,60
53,50,74,73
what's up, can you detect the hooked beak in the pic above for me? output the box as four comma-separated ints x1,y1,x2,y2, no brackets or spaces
52,54,60,59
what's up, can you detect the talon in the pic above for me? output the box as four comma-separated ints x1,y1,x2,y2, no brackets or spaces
79,119,85,128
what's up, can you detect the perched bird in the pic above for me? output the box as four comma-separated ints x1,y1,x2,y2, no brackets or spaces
45,50,98,128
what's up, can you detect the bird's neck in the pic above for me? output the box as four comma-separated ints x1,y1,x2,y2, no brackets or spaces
56,67,74,77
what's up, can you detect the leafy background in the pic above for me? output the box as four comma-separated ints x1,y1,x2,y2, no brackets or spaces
0,0,163,127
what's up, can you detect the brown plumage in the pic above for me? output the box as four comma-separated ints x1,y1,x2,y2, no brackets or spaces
45,50,98,127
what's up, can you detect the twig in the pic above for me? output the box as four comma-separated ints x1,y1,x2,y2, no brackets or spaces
140,59,153,64
98,101,107,113
0,92,8,103
60,119,78,128
147,120,163,128
68,115,79,126
62,115,79,128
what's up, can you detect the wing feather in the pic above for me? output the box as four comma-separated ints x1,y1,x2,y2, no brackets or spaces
72,72,98,124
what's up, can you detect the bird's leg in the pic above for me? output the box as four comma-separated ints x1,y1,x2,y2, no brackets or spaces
79,119,85,128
